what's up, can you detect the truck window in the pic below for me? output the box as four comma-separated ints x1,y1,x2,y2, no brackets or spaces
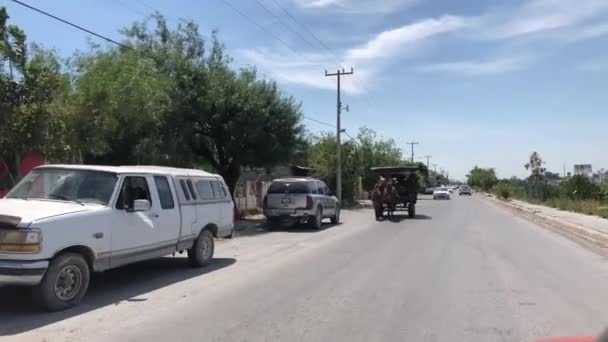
116,176,151,210
267,181,310,194
213,181,228,198
154,176,175,209
186,179,197,200
196,180,214,200
179,179,191,201
210,181,221,198
316,182,324,195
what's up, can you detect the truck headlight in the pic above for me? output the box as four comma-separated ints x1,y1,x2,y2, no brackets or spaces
0,229,42,253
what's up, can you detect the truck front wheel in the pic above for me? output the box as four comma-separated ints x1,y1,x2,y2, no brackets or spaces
34,253,90,311
188,229,215,267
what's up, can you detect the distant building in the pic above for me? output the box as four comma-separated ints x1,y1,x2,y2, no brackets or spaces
574,164,593,178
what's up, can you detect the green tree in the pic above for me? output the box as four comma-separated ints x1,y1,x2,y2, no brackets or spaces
71,48,171,164
467,166,498,191
524,151,547,200
118,15,304,193
356,127,403,190
307,132,360,201
0,8,67,184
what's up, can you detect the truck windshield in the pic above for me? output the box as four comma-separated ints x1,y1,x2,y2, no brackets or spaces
6,169,118,205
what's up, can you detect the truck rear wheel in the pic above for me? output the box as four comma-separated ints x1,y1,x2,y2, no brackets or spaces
34,253,90,311
188,229,214,267
408,204,416,218
330,205,340,224
308,207,323,230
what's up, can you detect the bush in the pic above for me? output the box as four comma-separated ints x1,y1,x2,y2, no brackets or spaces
494,183,511,200
558,175,600,200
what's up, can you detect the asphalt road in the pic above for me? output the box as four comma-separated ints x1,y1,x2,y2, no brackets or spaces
2,195,608,342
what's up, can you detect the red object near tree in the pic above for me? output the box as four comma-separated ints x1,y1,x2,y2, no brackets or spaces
0,151,44,197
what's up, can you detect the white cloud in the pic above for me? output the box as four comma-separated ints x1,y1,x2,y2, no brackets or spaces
344,16,467,62
238,48,367,93
292,0,419,14
479,0,608,40
238,15,468,94
416,56,530,76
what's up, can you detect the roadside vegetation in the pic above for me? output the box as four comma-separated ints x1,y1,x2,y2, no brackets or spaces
0,8,426,203
467,152,608,218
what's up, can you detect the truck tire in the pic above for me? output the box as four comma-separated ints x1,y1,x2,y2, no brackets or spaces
408,204,416,218
330,205,340,224
34,253,90,311
308,207,323,230
188,229,215,267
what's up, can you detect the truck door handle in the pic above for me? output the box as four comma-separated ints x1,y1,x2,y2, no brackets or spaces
148,213,160,218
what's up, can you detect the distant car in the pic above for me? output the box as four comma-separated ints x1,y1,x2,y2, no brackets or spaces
263,178,340,229
423,186,435,195
433,187,451,200
459,185,472,196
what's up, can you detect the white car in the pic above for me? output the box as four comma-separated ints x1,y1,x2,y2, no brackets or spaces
0,164,234,311
433,186,451,200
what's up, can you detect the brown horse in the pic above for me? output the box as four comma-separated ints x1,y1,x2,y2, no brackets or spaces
384,179,399,218
371,178,386,221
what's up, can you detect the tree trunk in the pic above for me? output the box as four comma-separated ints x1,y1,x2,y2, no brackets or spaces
220,162,241,198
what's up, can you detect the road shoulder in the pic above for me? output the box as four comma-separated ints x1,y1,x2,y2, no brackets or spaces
479,194,608,255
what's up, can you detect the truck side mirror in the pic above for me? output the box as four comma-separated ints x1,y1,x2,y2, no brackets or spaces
130,199,151,212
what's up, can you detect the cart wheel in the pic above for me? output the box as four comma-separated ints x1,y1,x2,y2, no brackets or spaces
408,204,416,218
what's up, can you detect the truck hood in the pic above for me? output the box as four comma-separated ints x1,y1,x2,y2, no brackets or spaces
0,198,94,227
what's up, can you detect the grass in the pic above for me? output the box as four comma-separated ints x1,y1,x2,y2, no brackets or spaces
540,197,608,218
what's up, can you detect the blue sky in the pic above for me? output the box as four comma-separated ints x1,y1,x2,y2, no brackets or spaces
3,0,608,180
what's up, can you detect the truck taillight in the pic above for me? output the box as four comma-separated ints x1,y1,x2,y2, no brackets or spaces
306,195,313,209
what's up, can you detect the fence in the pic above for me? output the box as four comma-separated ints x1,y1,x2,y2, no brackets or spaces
234,180,273,211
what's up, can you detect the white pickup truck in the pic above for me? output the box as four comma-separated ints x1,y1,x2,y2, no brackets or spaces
0,164,235,311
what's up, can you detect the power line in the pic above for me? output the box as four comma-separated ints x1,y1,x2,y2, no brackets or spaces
303,115,335,128
343,131,361,145
267,0,374,99
220,0,383,138
112,0,147,17
9,0,132,50
218,0,300,56
253,0,318,51
133,0,157,13
268,0,341,63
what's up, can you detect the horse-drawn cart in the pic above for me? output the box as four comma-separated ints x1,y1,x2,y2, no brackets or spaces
370,166,419,220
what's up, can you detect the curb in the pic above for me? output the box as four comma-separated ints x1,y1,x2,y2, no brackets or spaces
482,194,608,252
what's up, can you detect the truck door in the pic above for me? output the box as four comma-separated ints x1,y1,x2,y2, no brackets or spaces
151,175,181,246
111,175,162,267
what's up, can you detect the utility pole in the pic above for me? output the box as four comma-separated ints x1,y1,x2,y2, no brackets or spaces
406,141,419,163
325,67,354,202
423,155,432,171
